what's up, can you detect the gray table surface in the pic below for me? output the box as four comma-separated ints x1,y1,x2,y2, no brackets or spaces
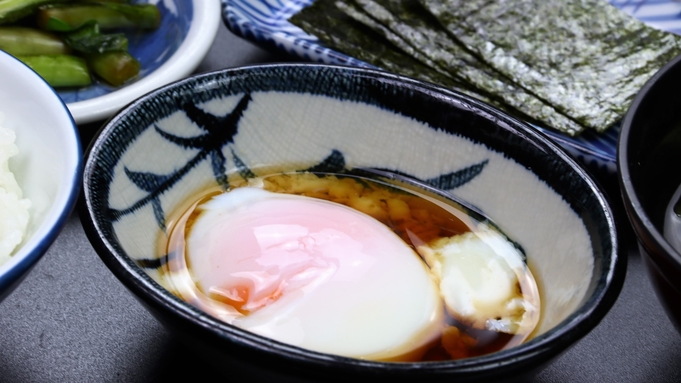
1,22,680,383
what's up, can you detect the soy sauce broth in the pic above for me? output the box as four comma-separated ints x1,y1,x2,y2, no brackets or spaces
159,172,541,362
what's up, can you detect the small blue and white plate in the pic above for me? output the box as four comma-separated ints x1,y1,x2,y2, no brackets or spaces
221,0,681,173
62,0,221,124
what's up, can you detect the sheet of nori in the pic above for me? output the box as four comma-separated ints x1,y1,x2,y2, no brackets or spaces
418,0,681,132
329,1,480,96
288,1,495,104
331,1,476,94
344,0,584,135
291,0,584,134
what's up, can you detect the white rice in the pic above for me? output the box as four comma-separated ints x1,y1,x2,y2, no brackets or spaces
0,113,31,266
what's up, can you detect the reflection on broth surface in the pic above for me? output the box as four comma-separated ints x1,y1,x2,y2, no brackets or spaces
159,172,540,362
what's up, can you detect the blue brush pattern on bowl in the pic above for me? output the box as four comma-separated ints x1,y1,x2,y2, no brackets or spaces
221,0,681,174
57,0,193,104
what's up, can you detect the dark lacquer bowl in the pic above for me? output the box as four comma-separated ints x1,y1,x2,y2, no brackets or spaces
80,63,625,382
619,54,681,334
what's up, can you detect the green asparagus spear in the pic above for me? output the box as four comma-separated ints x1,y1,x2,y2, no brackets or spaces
81,1,133,3
16,54,91,87
63,21,127,53
0,26,70,55
37,3,161,31
86,50,139,86
0,0,70,25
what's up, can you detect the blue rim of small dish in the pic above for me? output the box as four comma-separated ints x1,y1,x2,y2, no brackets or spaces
220,0,681,174
0,51,83,301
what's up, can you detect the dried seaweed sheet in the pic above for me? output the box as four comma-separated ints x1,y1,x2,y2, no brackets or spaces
344,0,584,134
418,0,681,131
289,1,493,103
291,0,584,134
330,2,464,90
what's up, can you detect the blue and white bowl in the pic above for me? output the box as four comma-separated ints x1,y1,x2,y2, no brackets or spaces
62,0,221,124
80,64,624,382
0,51,81,303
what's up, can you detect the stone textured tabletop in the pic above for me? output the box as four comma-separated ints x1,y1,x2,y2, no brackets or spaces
0,22,680,383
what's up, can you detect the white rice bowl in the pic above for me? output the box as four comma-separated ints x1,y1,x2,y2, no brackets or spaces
0,51,81,302
0,117,31,265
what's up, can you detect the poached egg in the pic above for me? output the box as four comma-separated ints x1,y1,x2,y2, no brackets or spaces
164,173,540,361
177,187,444,361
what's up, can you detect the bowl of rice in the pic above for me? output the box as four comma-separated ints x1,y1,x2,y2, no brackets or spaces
0,50,81,303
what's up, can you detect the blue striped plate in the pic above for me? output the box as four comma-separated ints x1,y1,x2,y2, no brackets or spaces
221,0,681,174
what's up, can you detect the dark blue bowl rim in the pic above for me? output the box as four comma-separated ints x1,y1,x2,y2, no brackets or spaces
81,62,624,376
618,53,681,275
0,51,83,296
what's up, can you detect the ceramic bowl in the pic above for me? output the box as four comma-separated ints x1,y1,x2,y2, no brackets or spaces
80,64,624,382
59,0,221,124
619,54,681,334
0,51,81,303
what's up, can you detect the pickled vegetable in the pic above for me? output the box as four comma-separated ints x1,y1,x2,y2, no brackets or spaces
63,21,128,53
0,0,158,87
16,54,91,87
37,3,161,31
0,26,70,55
0,0,68,25
86,50,139,86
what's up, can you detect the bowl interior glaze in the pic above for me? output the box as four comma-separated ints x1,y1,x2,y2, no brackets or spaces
82,64,623,382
